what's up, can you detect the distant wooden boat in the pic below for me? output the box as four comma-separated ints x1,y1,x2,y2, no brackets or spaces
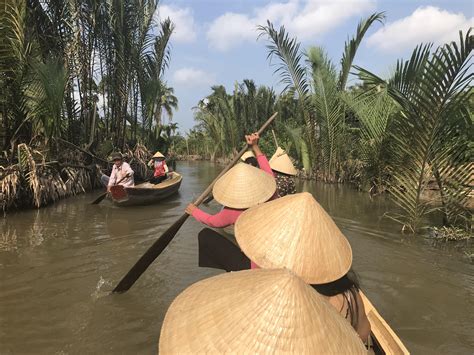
109,172,182,206
197,228,410,355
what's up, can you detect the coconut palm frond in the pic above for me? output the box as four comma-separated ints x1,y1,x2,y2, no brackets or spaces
356,29,473,231
25,57,68,141
307,47,342,181
143,18,174,80
257,21,310,103
284,126,311,172
338,12,385,91
342,90,396,188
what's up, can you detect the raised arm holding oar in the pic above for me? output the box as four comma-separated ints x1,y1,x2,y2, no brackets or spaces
112,112,278,293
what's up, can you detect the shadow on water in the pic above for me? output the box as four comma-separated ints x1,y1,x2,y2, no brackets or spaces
0,161,472,354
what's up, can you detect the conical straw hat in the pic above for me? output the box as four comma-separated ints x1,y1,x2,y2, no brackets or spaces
212,163,276,209
269,146,297,175
152,151,165,158
235,192,352,284
159,268,366,354
240,150,255,161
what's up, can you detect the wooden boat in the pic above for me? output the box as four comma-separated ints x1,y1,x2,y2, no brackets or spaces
361,292,410,354
197,228,410,355
109,172,182,206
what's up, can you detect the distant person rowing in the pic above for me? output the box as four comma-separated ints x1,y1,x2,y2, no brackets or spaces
148,151,169,184
100,152,134,190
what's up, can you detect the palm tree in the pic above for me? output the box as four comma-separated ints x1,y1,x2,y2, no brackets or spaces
156,84,178,125
258,12,385,181
140,18,176,134
25,57,68,143
356,30,473,232
342,88,396,192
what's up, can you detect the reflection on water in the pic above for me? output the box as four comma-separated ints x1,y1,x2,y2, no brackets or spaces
1,161,473,354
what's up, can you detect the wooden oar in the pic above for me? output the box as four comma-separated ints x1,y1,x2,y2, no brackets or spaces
91,174,129,205
202,193,214,205
112,112,278,293
272,129,279,148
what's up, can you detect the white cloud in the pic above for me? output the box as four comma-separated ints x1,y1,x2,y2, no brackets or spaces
367,6,473,52
157,5,197,43
207,0,376,51
206,13,256,51
172,67,216,87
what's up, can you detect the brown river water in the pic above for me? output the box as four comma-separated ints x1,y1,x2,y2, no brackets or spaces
1,161,473,354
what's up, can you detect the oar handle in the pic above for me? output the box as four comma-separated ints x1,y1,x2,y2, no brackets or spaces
192,112,278,206
272,129,279,148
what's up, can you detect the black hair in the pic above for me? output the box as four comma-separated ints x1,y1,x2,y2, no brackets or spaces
244,157,258,168
311,270,360,328
273,170,291,177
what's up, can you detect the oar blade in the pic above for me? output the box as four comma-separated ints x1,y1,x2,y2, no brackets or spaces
112,213,190,293
91,192,107,205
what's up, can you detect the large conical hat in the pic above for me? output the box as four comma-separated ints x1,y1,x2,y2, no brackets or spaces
269,146,297,175
240,150,255,161
159,268,366,354
235,192,352,284
212,163,276,209
152,151,165,158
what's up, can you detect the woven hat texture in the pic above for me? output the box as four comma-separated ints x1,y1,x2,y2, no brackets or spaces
235,192,352,284
159,268,365,354
212,163,276,209
269,146,297,175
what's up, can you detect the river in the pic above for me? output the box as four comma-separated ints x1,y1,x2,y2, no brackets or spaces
1,161,473,354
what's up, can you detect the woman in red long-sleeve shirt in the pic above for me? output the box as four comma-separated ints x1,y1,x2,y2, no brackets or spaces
185,133,275,228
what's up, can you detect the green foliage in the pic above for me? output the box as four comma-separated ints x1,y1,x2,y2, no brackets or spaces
356,30,473,231
1,0,178,152
338,12,385,90
342,89,396,191
193,80,277,160
258,13,384,181
26,57,68,141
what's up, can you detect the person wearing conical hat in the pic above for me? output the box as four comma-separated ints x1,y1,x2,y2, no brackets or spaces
185,163,276,231
234,192,371,342
159,268,367,354
147,151,169,184
240,149,257,166
101,152,134,190
241,132,274,177
269,146,297,197
201,132,274,204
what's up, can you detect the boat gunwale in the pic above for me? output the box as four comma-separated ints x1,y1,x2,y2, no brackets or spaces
360,291,410,355
127,172,182,191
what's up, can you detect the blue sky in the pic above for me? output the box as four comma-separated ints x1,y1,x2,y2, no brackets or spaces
155,0,473,132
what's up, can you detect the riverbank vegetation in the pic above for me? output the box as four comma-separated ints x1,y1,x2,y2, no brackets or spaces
1,3,471,236
176,13,472,234
1,0,178,210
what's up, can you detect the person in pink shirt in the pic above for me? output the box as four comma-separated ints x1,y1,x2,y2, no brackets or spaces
103,152,134,191
185,132,275,229
241,132,274,177
147,151,169,184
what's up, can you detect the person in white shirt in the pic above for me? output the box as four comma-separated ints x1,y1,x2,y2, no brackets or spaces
100,152,134,190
